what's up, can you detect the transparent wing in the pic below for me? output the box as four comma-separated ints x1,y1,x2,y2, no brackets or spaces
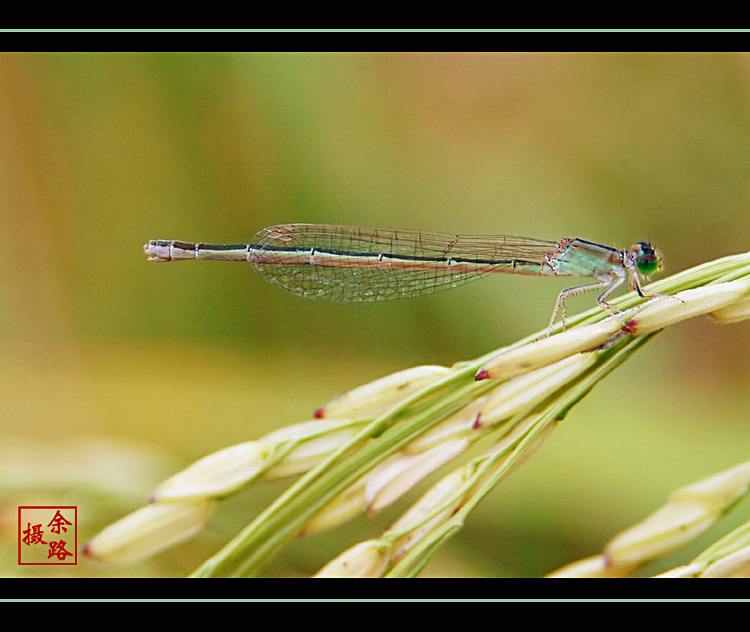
248,224,557,303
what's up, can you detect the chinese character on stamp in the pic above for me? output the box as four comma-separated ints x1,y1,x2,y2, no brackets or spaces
18,506,77,565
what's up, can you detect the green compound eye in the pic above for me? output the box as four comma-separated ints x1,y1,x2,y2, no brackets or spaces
633,242,661,276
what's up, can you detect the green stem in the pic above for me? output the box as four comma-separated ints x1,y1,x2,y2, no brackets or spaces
192,372,496,577
387,334,656,577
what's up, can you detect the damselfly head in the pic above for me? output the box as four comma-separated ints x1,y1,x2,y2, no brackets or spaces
632,242,661,276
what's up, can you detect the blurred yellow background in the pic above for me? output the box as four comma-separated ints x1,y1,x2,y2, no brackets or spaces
2,51,749,578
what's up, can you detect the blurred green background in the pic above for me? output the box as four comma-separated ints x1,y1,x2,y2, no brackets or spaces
2,51,749,578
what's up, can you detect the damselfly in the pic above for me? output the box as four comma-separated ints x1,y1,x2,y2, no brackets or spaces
144,224,663,332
